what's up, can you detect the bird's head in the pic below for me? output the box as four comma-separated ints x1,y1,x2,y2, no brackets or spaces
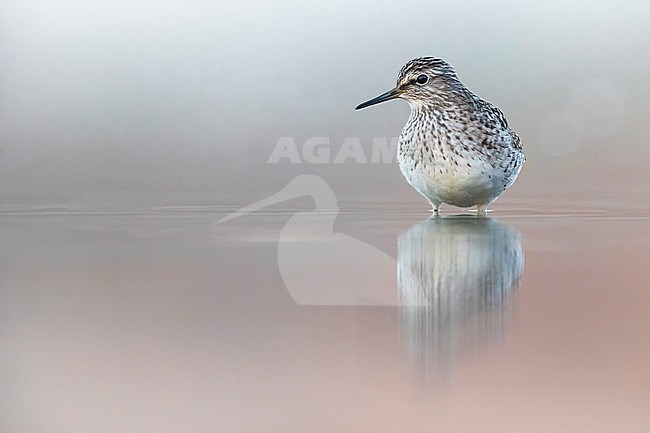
355,57,463,110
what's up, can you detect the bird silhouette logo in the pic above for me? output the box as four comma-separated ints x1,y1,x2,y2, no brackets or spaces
216,175,398,305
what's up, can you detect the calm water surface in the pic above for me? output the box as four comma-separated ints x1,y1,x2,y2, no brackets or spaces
1,195,649,433
2,1,649,431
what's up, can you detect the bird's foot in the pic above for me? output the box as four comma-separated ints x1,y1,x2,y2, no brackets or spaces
476,205,490,216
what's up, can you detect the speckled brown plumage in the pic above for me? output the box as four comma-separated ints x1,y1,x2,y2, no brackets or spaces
356,57,525,214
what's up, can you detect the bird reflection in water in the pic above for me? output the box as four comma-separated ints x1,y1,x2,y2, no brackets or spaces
398,216,524,382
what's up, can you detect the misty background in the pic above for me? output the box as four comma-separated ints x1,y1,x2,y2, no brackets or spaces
0,0,649,209
2,3,650,432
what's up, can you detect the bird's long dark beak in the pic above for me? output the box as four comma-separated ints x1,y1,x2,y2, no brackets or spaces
355,87,402,110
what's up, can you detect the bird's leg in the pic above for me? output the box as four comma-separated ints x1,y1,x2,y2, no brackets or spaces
476,204,488,216
429,202,441,215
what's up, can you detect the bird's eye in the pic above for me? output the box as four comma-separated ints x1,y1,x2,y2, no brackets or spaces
416,74,428,85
